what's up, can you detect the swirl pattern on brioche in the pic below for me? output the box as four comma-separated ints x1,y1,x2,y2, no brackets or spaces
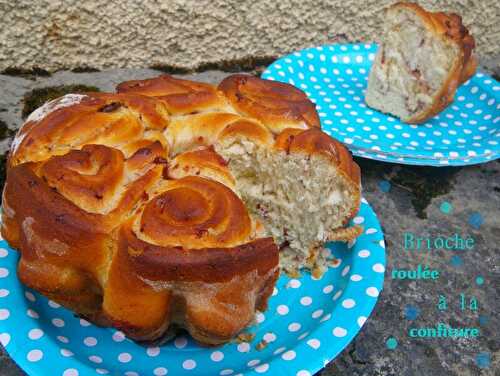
165,112,274,155
39,144,126,213
219,74,321,132
168,147,236,189
116,74,234,115
137,176,251,249
38,142,165,214
2,73,361,345
10,92,169,165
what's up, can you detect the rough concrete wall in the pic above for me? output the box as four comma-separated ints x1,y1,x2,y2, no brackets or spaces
0,0,498,71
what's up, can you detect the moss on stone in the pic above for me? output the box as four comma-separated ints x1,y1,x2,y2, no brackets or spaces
151,55,277,77
22,84,100,119
198,56,277,76
2,66,51,79
71,66,101,73
0,120,15,139
390,166,460,219
149,64,191,75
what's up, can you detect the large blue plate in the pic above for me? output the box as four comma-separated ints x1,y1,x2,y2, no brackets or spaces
0,198,385,376
262,43,499,166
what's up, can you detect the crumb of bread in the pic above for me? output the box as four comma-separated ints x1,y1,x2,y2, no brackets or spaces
216,139,359,276
256,339,269,351
235,332,255,343
284,267,301,279
329,258,341,267
312,266,324,279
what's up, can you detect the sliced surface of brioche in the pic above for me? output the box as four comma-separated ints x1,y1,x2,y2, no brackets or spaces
215,127,361,275
365,2,476,123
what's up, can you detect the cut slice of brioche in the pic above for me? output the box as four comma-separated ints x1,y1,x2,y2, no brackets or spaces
215,128,361,276
365,2,476,124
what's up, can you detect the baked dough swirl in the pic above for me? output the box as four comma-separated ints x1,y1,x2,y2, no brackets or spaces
137,176,251,249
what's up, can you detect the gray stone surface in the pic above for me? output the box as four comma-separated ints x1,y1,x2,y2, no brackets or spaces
0,69,498,376
1,0,499,71
323,158,499,376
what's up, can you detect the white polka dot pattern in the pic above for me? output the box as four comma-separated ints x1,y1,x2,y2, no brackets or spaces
0,198,384,376
263,43,500,167
182,359,196,370
27,349,43,362
154,367,168,376
147,346,160,357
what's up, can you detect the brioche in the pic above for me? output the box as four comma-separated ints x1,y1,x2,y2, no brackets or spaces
2,74,361,345
118,74,361,274
365,2,477,123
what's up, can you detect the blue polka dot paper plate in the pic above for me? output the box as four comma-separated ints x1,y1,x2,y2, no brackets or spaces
262,43,500,166
0,198,385,376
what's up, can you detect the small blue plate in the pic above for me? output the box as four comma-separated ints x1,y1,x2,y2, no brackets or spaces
0,198,385,376
262,43,499,166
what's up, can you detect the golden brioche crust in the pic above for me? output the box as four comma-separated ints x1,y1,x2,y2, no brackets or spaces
10,92,170,166
389,2,477,123
2,73,361,345
219,74,321,133
116,74,234,115
168,146,236,189
274,128,360,186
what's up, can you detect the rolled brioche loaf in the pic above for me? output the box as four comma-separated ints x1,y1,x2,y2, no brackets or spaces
365,2,477,124
2,74,361,345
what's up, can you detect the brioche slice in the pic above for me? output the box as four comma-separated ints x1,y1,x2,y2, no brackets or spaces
215,76,361,276
215,127,361,276
365,2,476,124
